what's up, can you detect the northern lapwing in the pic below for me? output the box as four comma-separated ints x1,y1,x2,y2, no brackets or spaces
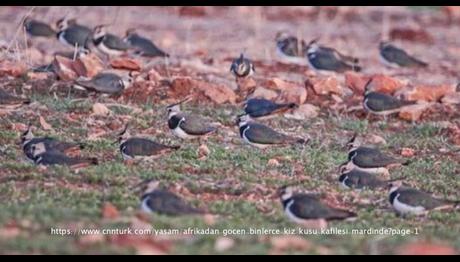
278,186,356,226
244,98,297,119
30,142,98,167
123,28,169,58
0,88,31,109
306,39,361,74
23,18,56,38
389,183,459,216
345,134,410,176
73,72,133,95
139,180,205,216
237,114,307,149
117,125,180,160
21,125,84,162
56,17,92,50
92,25,130,57
338,164,405,190
379,41,428,68
230,53,255,79
275,32,308,65
363,78,416,116
167,97,217,140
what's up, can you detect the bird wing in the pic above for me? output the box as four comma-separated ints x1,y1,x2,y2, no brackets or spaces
309,49,353,72
63,25,91,47
291,195,354,220
398,188,448,210
77,74,123,94
0,89,30,105
279,37,302,57
365,92,414,111
179,114,216,136
353,147,403,168
381,45,427,67
27,21,56,37
104,34,130,51
147,190,202,215
127,35,168,57
124,138,173,156
245,123,295,145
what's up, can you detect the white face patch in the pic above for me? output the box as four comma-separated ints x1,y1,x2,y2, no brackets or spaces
140,197,153,213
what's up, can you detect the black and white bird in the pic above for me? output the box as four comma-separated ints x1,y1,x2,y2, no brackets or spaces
275,32,308,65
73,72,133,95
363,79,416,116
167,98,217,140
389,183,459,216
23,18,56,38
237,114,307,149
21,125,84,162
0,89,30,109
244,98,297,119
123,28,169,58
117,125,180,160
338,164,404,190
345,134,410,176
306,39,361,74
278,186,356,226
56,17,92,50
230,53,255,79
379,41,428,68
30,142,98,167
140,180,205,216
92,25,130,57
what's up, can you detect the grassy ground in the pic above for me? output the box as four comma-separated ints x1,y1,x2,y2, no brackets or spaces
0,91,459,255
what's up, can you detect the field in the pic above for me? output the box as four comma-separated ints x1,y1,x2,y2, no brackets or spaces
0,6,459,255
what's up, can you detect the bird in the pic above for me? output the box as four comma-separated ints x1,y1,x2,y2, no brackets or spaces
389,183,459,216
278,186,356,226
73,72,133,95
117,125,180,160
139,180,205,216
23,18,56,38
338,164,405,190
275,32,308,65
345,134,410,176
379,41,428,68
92,25,130,57
30,142,98,167
237,114,307,149
123,28,169,58
56,17,92,50
167,97,217,140
243,98,297,119
230,53,255,79
0,88,31,109
21,125,84,162
306,39,361,74
363,78,416,116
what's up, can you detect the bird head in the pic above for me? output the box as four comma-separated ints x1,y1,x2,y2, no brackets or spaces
166,96,191,118
30,142,46,157
363,77,374,96
93,24,109,40
236,113,252,127
56,17,76,31
387,181,402,193
277,185,294,201
23,17,33,27
21,124,34,144
275,31,290,42
345,132,360,151
338,162,352,174
132,179,161,196
117,124,130,144
379,41,391,50
125,28,137,38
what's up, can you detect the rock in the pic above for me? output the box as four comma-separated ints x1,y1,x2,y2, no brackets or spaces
75,53,104,78
214,237,235,252
368,134,387,145
110,57,142,71
309,76,342,96
400,147,415,157
147,68,162,83
267,158,281,167
345,72,369,95
170,77,236,104
284,103,319,120
390,27,434,44
27,71,53,81
441,92,460,104
367,74,406,95
179,6,207,17
92,103,111,116
396,242,456,255
197,144,210,160
39,116,53,131
52,55,78,81
24,48,45,64
0,60,27,77
397,84,456,102
398,103,431,121
102,202,119,219
251,87,278,101
266,78,307,104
